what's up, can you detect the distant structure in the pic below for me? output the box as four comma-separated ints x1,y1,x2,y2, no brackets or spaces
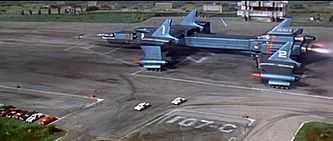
155,2,173,10
87,1,97,7
62,5,83,15
203,3,223,13
237,1,288,22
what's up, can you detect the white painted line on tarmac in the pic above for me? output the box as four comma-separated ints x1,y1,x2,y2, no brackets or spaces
84,98,104,108
0,84,105,107
49,112,74,125
133,74,333,100
122,110,176,139
103,48,120,55
123,108,253,139
87,49,134,65
48,98,105,125
244,117,256,127
0,84,92,99
171,109,251,125
290,120,314,141
64,46,77,51
187,56,208,63
130,68,145,76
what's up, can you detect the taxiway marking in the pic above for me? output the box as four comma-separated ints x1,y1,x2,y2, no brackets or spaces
289,120,316,141
64,42,134,66
122,110,175,139
123,108,252,139
87,49,134,65
168,109,253,126
49,112,74,125
63,45,91,51
133,74,333,100
186,56,208,63
0,84,104,105
103,48,120,55
0,84,93,99
49,98,104,125
130,68,146,76
84,98,104,108
63,46,78,51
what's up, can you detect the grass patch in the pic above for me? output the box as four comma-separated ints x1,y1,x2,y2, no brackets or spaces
0,117,65,141
294,122,333,141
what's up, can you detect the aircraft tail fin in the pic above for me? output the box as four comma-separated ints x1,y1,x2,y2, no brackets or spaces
180,9,203,31
152,18,178,41
152,18,172,37
267,18,293,34
268,42,301,67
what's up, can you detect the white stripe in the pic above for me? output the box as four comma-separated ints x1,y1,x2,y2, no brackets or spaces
142,38,169,43
259,63,294,69
0,84,91,99
133,74,333,100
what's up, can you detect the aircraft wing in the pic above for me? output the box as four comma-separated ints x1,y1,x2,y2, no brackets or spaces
139,45,166,69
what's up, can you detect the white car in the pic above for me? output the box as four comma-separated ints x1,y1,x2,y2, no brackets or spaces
26,113,44,123
134,102,151,111
171,97,187,105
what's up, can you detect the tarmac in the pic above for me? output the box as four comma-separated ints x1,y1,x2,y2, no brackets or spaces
0,17,333,141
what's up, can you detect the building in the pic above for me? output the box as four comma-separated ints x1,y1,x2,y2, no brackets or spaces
155,2,173,10
203,4,223,13
237,1,288,22
87,1,97,7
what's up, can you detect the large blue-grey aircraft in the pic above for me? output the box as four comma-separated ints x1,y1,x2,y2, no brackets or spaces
98,10,316,89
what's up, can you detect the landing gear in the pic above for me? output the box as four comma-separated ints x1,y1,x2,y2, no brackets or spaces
269,85,290,89
146,68,162,72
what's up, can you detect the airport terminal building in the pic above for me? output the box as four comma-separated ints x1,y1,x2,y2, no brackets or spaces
237,1,288,22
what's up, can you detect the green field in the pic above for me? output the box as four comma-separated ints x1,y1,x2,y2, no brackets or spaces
294,122,333,141
0,117,65,141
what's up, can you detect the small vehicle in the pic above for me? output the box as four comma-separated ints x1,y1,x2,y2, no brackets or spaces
0,109,15,117
11,110,28,120
20,111,37,121
38,115,59,125
134,102,151,111
171,97,187,105
0,104,4,107
26,113,44,123
5,110,19,118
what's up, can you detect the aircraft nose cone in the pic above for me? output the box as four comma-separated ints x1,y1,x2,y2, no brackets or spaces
295,75,301,81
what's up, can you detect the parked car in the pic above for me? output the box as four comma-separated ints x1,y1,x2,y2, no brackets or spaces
134,102,151,111
0,109,15,117
20,111,37,121
38,115,59,125
171,97,187,105
11,110,29,120
26,113,44,123
5,110,19,118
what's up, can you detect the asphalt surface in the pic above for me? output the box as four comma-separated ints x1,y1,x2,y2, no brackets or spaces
0,17,333,141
